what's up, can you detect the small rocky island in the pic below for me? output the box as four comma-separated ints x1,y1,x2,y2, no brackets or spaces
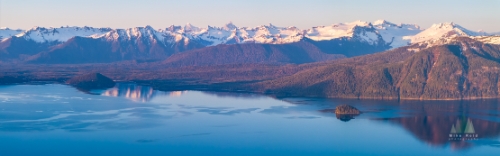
334,104,361,122
66,73,116,90
335,104,361,115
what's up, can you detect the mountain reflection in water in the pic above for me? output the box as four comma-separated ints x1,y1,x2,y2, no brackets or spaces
384,116,500,150
366,100,500,150
101,83,187,102
308,98,500,150
101,84,500,150
99,83,262,102
1,84,500,155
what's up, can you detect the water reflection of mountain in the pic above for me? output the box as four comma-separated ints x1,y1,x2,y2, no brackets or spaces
377,101,500,150
102,83,188,102
201,91,264,99
383,116,500,150
100,83,269,102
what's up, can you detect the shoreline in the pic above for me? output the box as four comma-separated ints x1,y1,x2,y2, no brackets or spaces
2,80,499,101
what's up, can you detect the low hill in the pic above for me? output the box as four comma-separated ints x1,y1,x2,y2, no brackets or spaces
66,73,116,90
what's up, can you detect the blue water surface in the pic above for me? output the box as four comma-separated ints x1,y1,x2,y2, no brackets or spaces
0,83,499,156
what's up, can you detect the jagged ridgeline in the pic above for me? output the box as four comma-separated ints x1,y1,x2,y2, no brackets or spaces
0,20,420,64
257,38,500,100
1,20,500,100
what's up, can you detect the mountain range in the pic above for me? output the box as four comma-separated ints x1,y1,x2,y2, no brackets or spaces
2,20,500,100
1,20,498,64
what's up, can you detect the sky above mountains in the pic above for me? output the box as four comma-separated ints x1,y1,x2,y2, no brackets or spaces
1,0,499,32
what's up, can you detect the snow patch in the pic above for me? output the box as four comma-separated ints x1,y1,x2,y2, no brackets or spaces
0,28,23,40
15,26,112,43
473,36,500,44
407,22,486,44
372,20,422,48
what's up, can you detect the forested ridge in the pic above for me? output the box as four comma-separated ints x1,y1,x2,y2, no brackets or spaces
2,37,500,100
255,38,500,100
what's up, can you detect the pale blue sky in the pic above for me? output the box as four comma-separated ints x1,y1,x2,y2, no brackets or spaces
1,0,499,32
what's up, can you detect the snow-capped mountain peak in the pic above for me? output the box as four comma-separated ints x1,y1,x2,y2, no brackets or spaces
371,20,423,48
346,20,371,27
12,26,112,43
183,23,200,32
166,25,182,32
2,20,498,50
431,22,455,28
267,23,277,28
0,27,24,40
305,20,377,43
223,22,237,30
406,22,487,44
372,19,396,26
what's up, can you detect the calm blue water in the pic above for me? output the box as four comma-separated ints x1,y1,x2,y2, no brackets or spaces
0,83,499,156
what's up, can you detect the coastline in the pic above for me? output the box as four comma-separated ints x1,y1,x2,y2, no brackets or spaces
2,80,499,101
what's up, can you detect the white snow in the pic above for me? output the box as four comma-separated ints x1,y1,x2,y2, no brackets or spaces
406,22,486,44
0,28,23,41
176,23,307,46
0,21,387,47
372,19,389,26
3,21,498,49
372,20,422,48
358,31,380,44
15,26,111,43
473,36,500,44
306,21,371,41
94,26,167,46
